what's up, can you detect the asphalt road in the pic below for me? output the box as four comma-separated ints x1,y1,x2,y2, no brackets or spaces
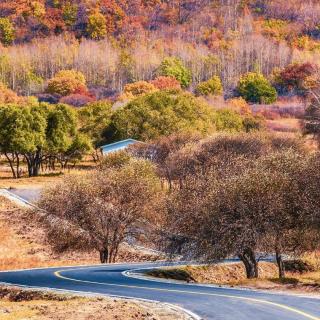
7,188,42,203
0,262,319,320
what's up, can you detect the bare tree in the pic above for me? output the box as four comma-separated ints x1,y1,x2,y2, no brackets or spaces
38,158,162,263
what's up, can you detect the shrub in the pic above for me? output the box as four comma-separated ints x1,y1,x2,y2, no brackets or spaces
124,81,157,97
227,97,252,115
195,76,223,96
242,115,265,132
60,94,95,107
46,70,88,96
0,82,21,103
151,76,181,90
238,72,277,104
157,57,192,88
214,109,244,132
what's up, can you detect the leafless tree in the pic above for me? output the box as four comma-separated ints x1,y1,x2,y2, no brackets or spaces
38,158,162,263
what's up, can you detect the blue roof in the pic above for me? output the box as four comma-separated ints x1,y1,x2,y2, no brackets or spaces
101,139,140,155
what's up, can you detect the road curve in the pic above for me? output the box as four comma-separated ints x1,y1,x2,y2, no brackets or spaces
0,262,319,320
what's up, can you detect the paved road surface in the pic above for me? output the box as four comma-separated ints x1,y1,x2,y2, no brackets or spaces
0,263,319,320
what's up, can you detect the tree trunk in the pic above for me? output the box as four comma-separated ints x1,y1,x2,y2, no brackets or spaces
100,248,108,264
276,250,285,279
4,153,17,179
239,248,258,279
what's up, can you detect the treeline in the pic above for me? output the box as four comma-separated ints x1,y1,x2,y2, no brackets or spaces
38,132,320,278
0,85,264,178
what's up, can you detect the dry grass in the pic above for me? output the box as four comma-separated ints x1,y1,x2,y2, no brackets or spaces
0,197,159,271
0,287,190,320
148,261,320,294
0,155,97,189
266,118,302,133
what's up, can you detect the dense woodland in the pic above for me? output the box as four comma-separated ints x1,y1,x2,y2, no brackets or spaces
0,0,319,95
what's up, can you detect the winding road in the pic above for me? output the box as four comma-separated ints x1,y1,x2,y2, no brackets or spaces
1,189,320,319
0,262,319,320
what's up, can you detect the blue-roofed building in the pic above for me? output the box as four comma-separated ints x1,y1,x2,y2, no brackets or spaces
100,139,140,155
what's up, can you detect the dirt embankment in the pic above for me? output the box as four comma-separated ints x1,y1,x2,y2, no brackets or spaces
147,261,320,295
0,286,192,320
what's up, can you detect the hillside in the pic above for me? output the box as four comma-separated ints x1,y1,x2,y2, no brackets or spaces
0,0,320,98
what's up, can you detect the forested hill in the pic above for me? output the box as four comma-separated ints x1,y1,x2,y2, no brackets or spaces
1,1,320,44
0,0,320,96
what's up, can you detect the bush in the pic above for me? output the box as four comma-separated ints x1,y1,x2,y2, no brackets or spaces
214,109,244,132
227,97,252,115
0,82,21,103
151,76,181,90
123,81,157,97
238,72,277,104
283,260,315,274
46,70,88,96
60,94,95,107
195,76,223,96
157,57,192,88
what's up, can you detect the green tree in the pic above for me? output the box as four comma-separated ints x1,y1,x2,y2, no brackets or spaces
0,104,47,178
195,76,223,96
78,101,112,161
0,18,15,46
238,72,277,104
106,91,215,141
86,12,107,40
157,57,192,88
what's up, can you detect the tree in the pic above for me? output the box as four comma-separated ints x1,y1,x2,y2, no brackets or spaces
154,133,309,278
86,12,107,40
195,76,223,96
46,70,88,96
157,57,192,88
0,18,15,46
38,158,162,263
78,101,112,160
274,63,318,96
238,72,277,104
0,104,47,178
105,90,215,141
